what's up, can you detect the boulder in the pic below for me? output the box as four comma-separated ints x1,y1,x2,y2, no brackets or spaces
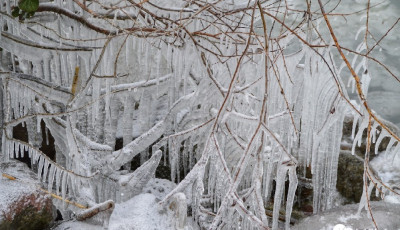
0,160,55,229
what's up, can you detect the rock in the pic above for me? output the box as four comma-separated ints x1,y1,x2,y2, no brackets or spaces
336,151,364,203
0,160,56,229
336,115,399,204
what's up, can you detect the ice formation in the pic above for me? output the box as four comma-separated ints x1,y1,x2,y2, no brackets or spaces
0,0,399,229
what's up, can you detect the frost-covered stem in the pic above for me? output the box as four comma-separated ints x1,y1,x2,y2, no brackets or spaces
364,0,371,52
212,134,232,183
210,3,273,228
253,146,268,224
253,3,269,224
232,194,269,229
107,93,194,173
75,200,115,221
261,122,296,164
363,174,378,229
167,193,187,230
0,75,5,154
69,37,112,107
2,77,11,160
366,166,400,196
161,2,257,211
362,115,378,229
200,51,225,97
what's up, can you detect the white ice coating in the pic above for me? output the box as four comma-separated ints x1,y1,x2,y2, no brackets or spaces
1,0,399,229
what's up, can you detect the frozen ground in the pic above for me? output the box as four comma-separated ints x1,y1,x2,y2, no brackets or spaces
54,193,177,230
53,178,198,230
0,160,195,230
293,201,400,230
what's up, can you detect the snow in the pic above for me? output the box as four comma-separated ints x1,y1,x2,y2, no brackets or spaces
293,202,400,230
54,178,197,230
384,195,400,204
332,224,352,230
109,193,176,230
142,178,177,201
55,193,193,230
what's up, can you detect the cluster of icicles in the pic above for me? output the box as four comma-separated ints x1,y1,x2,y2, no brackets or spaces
2,136,93,208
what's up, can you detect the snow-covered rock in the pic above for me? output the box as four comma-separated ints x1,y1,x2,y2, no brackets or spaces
0,160,55,228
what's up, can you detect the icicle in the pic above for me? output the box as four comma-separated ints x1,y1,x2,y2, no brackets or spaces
7,140,12,159
167,43,172,70
43,53,52,82
45,128,49,145
15,141,19,159
61,172,68,206
30,149,35,167
48,166,56,192
42,159,49,183
67,174,75,198
17,141,21,158
37,116,42,133
37,156,44,182
144,42,150,76
375,130,388,155
2,130,8,162
385,138,395,156
56,169,62,195
285,166,298,230
352,119,368,155
357,181,374,215
125,36,132,68
272,165,288,230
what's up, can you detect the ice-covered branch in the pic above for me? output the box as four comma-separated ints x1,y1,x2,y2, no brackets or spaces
106,93,195,172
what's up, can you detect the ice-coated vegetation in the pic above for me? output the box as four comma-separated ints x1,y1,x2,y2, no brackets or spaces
0,0,399,229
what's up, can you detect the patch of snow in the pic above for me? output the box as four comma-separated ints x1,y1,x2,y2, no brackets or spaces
142,178,176,201
337,214,360,223
54,179,199,230
109,193,176,230
384,195,400,204
293,202,400,230
52,221,101,230
333,224,353,230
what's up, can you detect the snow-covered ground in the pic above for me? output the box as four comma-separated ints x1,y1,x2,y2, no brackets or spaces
0,161,192,229
54,193,177,230
53,178,199,230
293,201,400,230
